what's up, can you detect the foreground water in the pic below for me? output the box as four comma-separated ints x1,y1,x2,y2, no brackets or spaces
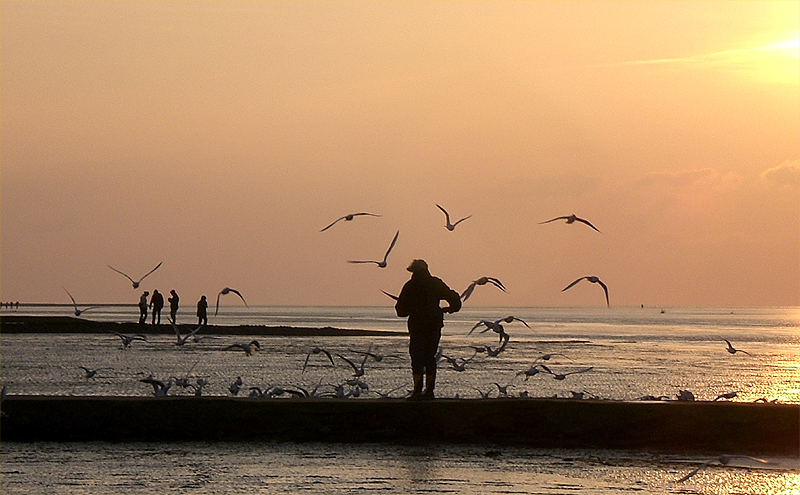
1,305,798,494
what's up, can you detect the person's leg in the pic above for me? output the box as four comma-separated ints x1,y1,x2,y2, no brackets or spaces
422,328,442,399
408,333,424,399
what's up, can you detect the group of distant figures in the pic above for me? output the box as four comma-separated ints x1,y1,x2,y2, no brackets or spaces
1,301,20,310
137,289,208,326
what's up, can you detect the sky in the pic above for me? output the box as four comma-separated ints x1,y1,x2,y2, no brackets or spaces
1,1,798,308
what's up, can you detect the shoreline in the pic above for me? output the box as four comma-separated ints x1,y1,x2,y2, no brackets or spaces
0,315,406,337
1,396,797,455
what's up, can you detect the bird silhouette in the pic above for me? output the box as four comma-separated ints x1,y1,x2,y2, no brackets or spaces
335,353,368,377
540,214,600,232
380,290,399,301
540,365,593,380
302,347,336,373
436,204,472,231
78,366,109,379
320,212,381,232
63,288,99,316
107,262,162,289
676,455,768,483
114,332,148,349
215,287,247,316
347,230,399,268
224,340,260,356
562,276,609,306
723,339,751,356
461,276,506,301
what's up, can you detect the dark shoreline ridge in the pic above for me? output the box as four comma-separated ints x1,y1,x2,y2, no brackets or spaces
1,396,797,456
0,315,406,337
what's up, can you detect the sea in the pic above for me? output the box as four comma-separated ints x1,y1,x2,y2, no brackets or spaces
1,305,798,494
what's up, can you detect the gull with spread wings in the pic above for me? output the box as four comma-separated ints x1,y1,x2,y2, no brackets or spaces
540,214,601,232
215,287,247,316
320,212,381,232
107,262,162,289
562,276,609,307
436,204,471,231
348,230,399,268
63,288,98,316
461,276,506,302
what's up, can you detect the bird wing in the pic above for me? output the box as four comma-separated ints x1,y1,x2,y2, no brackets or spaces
382,230,400,262
487,278,506,291
539,216,569,224
320,216,345,232
676,460,714,482
595,279,610,306
335,353,358,373
436,204,451,224
107,265,136,284
562,277,587,292
63,287,78,309
461,282,477,301
229,288,247,306
453,215,472,226
137,262,163,283
215,292,222,316
381,290,399,301
575,217,601,232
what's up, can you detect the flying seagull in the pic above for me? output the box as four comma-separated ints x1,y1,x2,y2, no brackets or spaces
436,204,471,231
562,276,609,307
461,276,506,302
540,214,601,232
224,340,261,356
348,230,399,268
302,347,336,373
320,212,381,232
107,262,162,289
723,339,751,356
676,455,768,483
215,287,247,316
63,288,99,316
380,290,399,301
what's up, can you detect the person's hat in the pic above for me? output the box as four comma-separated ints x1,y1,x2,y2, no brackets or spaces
407,259,428,273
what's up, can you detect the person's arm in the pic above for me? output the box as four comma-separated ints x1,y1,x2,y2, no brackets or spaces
394,283,411,317
436,279,461,314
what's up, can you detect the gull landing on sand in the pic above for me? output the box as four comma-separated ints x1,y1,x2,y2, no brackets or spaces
540,214,601,232
562,276,609,307
436,204,471,231
461,277,506,302
107,262,162,289
320,212,381,232
215,287,247,316
347,230,399,268
224,340,261,356
114,332,147,349
302,347,335,373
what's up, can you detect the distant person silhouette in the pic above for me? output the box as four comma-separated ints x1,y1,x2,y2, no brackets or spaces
168,290,179,323
150,289,164,325
197,295,208,326
138,291,150,324
395,259,461,400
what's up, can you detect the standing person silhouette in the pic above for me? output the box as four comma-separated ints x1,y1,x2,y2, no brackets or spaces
395,259,461,400
168,290,179,323
150,289,164,325
138,291,149,325
197,295,208,326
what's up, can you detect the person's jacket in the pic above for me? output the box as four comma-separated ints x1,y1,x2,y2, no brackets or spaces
395,271,461,332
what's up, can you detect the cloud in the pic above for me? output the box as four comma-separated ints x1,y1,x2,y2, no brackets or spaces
760,159,800,189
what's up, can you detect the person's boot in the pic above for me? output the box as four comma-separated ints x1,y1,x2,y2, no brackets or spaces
408,374,424,400
422,373,436,400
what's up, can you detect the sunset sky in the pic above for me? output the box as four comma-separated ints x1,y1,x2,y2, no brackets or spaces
2,1,798,308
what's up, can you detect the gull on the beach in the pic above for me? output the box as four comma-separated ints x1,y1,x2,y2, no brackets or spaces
436,204,472,231
493,382,514,396
539,214,601,232
302,347,336,373
114,332,148,349
78,366,109,379
215,287,247,316
540,365,593,380
723,338,751,356
713,391,740,401
320,212,381,232
63,288,98,316
347,230,399,268
107,262,162,289
562,276,609,307
469,319,510,344
442,354,471,372
138,376,173,397
676,455,768,483
229,376,243,396
348,345,400,363
461,277,506,302
224,340,261,356
534,353,573,362
676,389,696,401
516,364,545,380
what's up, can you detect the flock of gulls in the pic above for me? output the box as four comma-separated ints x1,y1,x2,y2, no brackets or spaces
1,204,777,484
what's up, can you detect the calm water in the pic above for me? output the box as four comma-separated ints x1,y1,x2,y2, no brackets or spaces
1,305,799,494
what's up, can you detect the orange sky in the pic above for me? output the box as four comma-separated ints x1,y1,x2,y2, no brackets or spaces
1,1,798,307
